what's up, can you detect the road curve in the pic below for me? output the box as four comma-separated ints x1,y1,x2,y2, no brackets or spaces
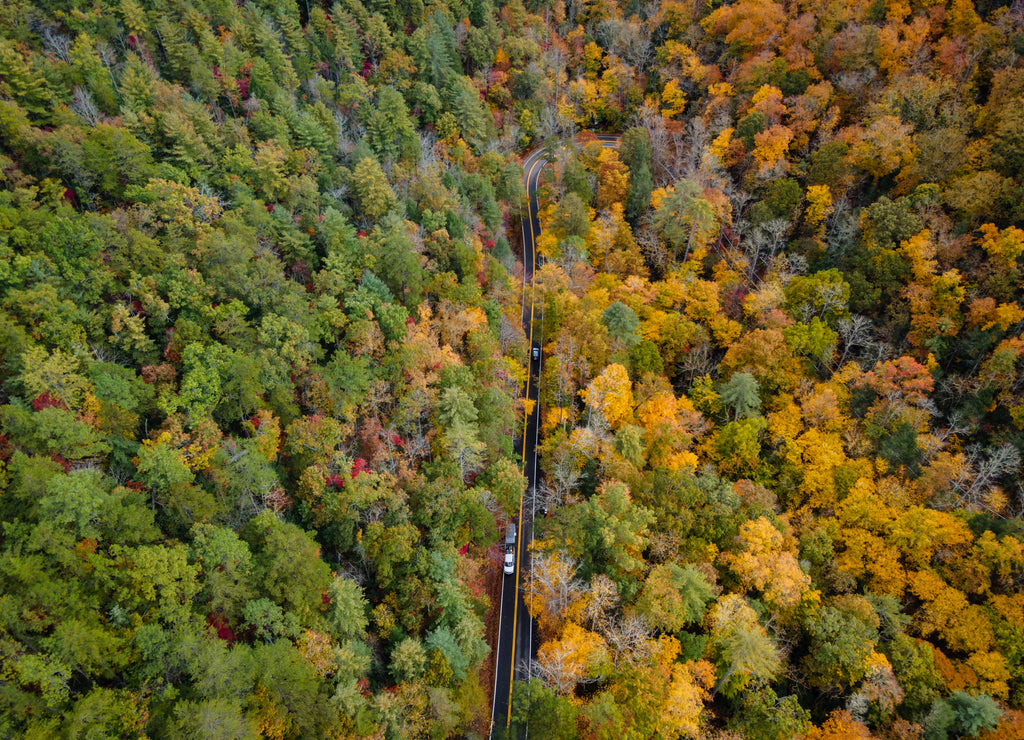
490,134,620,739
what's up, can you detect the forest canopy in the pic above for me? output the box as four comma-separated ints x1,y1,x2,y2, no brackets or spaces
0,0,1023,738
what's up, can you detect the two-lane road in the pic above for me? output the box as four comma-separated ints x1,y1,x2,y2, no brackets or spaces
490,134,619,739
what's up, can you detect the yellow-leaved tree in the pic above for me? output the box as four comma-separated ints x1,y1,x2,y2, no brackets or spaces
658,660,716,738
535,621,609,695
726,516,814,610
806,185,834,233
753,125,794,176
979,223,1024,266
661,78,687,119
580,363,634,429
804,709,873,740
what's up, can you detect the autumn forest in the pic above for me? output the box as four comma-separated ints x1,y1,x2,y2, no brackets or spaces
1,0,1023,737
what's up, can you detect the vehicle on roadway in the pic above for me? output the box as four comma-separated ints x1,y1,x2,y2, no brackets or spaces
531,345,540,361
503,523,516,575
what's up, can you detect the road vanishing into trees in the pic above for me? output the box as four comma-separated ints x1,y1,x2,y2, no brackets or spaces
490,134,620,739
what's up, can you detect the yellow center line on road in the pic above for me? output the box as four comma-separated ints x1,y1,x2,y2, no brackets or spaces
503,139,618,731
507,152,543,728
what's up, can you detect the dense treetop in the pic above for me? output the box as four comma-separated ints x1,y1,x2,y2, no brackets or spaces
0,0,531,736
1,0,1023,737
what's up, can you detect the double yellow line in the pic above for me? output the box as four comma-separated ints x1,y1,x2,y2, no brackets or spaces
506,152,545,728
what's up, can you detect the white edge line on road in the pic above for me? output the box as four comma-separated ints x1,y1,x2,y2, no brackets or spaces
525,297,544,740
492,147,541,740
493,137,618,739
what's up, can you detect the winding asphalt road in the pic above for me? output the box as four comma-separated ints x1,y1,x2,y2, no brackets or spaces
490,134,620,739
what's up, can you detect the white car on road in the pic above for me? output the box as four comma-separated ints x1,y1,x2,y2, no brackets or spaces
503,523,516,575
